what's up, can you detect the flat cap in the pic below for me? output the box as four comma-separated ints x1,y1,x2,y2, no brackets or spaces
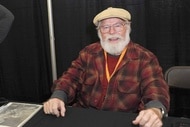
93,7,131,26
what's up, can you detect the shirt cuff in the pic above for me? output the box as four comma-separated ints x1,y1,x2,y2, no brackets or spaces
50,90,68,103
145,100,168,117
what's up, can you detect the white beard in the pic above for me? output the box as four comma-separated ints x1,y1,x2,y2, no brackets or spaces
98,30,130,56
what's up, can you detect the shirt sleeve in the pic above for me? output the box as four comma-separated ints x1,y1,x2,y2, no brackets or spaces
0,4,14,43
50,90,68,103
145,100,168,117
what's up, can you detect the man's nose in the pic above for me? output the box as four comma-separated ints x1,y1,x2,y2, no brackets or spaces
109,26,117,34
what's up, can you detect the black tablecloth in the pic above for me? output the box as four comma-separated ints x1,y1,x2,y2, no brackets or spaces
23,106,190,127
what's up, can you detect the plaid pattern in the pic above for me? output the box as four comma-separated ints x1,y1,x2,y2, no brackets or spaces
54,41,170,113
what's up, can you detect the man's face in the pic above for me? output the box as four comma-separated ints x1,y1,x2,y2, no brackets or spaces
98,18,131,55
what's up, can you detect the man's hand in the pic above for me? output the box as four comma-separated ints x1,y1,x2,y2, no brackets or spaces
43,98,66,117
132,108,163,127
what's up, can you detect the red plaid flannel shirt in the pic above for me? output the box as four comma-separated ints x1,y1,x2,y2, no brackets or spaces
54,41,170,113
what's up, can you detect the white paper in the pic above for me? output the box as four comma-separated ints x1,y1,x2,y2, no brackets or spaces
0,102,42,127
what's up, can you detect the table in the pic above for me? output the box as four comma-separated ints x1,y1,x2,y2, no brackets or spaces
24,106,190,127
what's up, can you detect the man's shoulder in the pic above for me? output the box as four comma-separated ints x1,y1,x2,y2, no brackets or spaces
129,41,150,52
128,41,156,58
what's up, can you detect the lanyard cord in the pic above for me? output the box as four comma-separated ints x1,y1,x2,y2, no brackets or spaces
104,47,127,82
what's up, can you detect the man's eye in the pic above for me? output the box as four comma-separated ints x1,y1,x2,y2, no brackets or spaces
114,24,122,27
103,26,109,29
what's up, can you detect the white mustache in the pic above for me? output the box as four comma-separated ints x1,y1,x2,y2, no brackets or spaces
105,35,124,41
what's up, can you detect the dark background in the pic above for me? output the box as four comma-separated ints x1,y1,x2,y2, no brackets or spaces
0,0,190,117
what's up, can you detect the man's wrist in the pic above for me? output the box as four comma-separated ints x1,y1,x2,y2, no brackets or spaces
151,108,163,119
145,100,168,118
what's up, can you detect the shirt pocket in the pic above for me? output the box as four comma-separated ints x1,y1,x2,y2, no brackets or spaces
81,72,98,93
80,73,98,105
117,80,140,94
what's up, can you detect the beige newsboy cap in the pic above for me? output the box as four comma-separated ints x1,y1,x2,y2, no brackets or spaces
93,7,131,26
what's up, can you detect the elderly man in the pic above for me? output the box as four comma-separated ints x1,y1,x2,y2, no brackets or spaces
44,7,170,127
